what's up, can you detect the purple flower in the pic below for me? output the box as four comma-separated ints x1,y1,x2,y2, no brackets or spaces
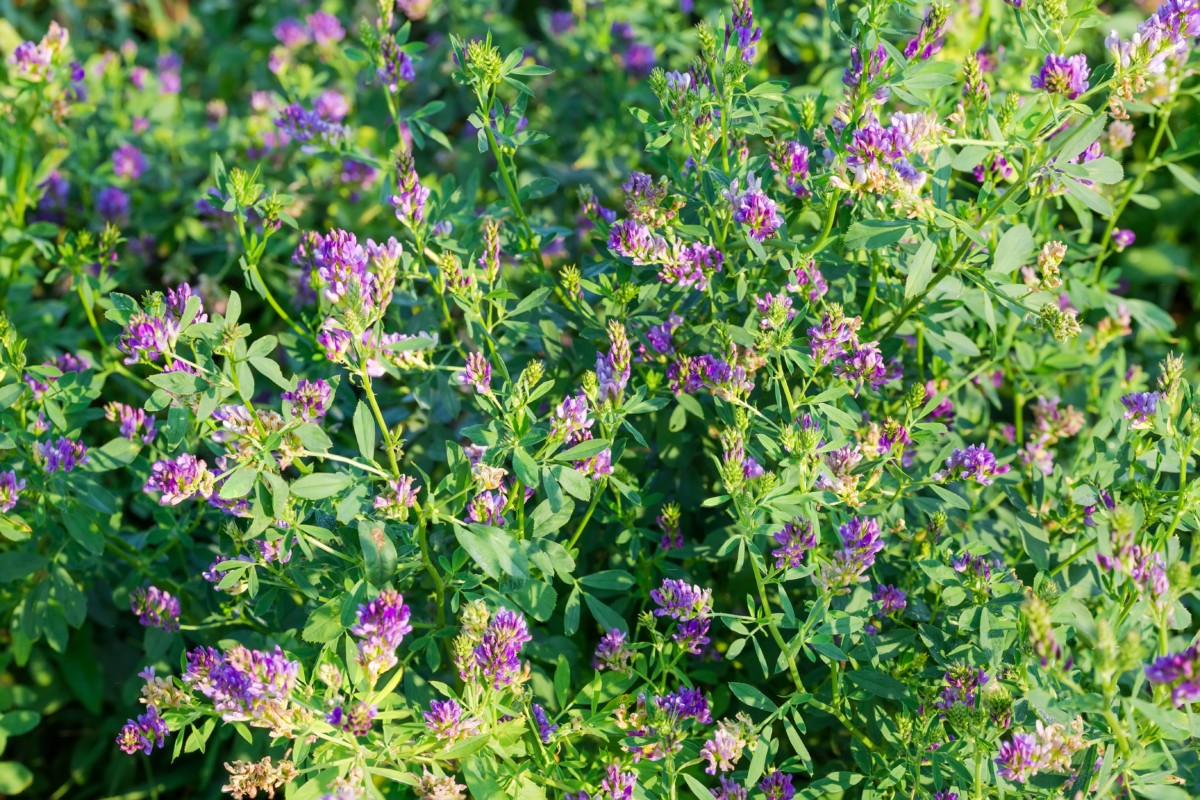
1145,646,1200,705
601,763,636,800
424,699,481,742
373,475,420,520
726,0,763,61
1031,53,1090,99
623,42,657,77
473,608,532,689
156,53,181,94
390,149,430,225
661,242,724,290
593,628,634,673
467,488,508,526
273,17,309,48
873,584,907,615
130,586,181,631
724,173,782,241
282,379,332,421
842,45,890,95
37,437,88,473
326,702,377,736
597,322,632,403
1112,229,1136,251
711,776,748,800
0,471,26,513
773,519,817,568
818,516,884,592
758,771,795,800
351,589,413,681
608,218,666,264
1121,391,1158,429
97,186,130,223
903,4,949,61
145,454,214,505
306,10,344,46
116,706,170,755
313,228,370,304
459,352,492,394
935,444,1011,485
651,578,712,620
554,394,595,446
995,733,1039,782
379,37,416,92
183,644,299,724
113,143,147,180
531,703,558,742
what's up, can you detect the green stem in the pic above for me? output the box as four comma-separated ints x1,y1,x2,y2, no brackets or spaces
359,369,400,480
567,480,606,550
747,549,805,694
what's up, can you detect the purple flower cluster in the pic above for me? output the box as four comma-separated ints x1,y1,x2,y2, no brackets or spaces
0,471,26,513
459,351,492,394
351,589,413,680
843,112,938,193
390,149,430,225
935,444,1011,485
600,762,637,800
807,310,892,394
903,4,949,61
660,242,724,290
726,0,762,62
1145,645,1200,707
282,379,332,421
531,703,558,742
183,645,299,725
378,37,416,93
593,628,634,673
424,698,482,743
373,475,420,521
597,322,631,403
651,578,712,654
105,402,157,443
994,719,1086,782
759,771,796,800
471,608,532,689
723,173,782,241
326,702,377,736
145,453,215,505
113,143,147,180
1120,391,1158,429
771,141,810,197
1031,53,1090,99
37,436,88,473
130,586,181,631
116,706,170,755
842,45,891,98
818,516,884,592
772,518,817,568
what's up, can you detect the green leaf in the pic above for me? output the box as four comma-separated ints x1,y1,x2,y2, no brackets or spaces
0,553,46,582
578,570,635,592
511,287,552,318
353,401,376,460
730,682,778,711
302,597,346,643
513,447,539,489
0,762,33,794
844,220,912,250
250,356,290,390
992,223,1034,275
905,240,936,300
1166,162,1200,195
557,438,611,462
453,524,530,581
219,467,258,500
291,472,352,500
358,521,398,586
846,669,909,700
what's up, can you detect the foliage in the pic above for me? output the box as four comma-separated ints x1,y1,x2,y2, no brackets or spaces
2,0,1200,798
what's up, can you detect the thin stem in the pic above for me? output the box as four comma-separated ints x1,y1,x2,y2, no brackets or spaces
359,368,400,479
567,481,607,550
